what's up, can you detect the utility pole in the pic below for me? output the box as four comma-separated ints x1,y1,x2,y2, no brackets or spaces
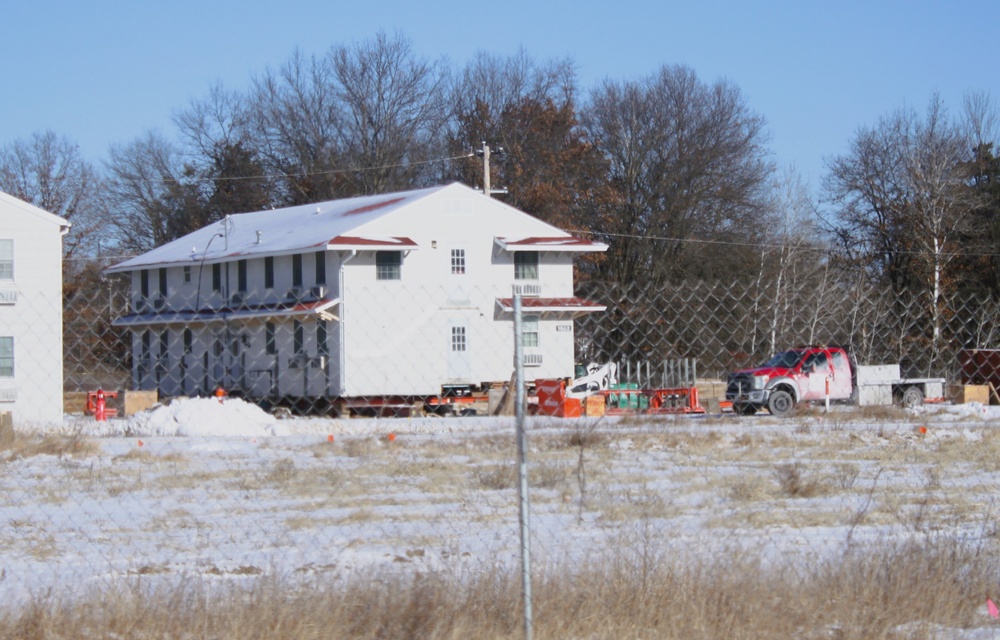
476,141,508,197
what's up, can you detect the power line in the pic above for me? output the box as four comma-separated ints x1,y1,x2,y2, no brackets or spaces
569,227,1000,259
149,152,476,186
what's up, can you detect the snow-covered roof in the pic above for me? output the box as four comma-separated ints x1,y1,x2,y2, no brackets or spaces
0,191,71,232
106,183,607,273
105,185,448,273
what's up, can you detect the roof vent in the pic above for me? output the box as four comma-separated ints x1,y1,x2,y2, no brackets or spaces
315,206,321,215
256,231,262,244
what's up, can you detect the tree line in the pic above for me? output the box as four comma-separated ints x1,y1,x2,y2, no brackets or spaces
3,32,1000,319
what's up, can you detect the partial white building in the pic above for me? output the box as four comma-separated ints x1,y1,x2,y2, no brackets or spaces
106,183,606,410
0,192,70,425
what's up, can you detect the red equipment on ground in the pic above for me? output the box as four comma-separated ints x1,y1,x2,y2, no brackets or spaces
86,389,118,421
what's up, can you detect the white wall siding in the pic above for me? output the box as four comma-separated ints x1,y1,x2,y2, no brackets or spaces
0,195,67,426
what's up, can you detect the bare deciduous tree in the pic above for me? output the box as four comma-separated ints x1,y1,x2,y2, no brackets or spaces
446,51,611,256
104,132,195,253
330,32,450,194
825,95,979,357
581,65,775,287
249,49,344,204
0,131,102,259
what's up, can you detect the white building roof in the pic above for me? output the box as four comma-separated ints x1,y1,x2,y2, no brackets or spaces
0,191,71,232
106,182,606,273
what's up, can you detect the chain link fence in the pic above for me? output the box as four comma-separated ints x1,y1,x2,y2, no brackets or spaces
3,272,1000,635
61,275,1000,399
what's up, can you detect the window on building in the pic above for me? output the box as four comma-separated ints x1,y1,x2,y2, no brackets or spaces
212,264,222,292
514,252,538,280
317,321,329,356
522,315,539,348
265,322,276,355
315,251,326,286
376,251,401,280
183,329,193,354
0,337,12,377
183,266,191,284
159,331,169,366
237,260,247,293
292,254,303,287
264,257,274,289
158,268,167,296
293,321,304,354
0,240,12,280
141,331,151,363
451,326,467,352
140,269,150,298
451,249,465,275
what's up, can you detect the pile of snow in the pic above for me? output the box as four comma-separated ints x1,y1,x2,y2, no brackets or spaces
124,397,289,437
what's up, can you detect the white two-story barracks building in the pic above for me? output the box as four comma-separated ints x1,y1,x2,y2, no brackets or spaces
107,183,606,411
0,191,70,426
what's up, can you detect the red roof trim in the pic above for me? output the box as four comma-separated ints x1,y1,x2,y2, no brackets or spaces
326,235,418,247
498,236,599,247
496,297,605,310
343,196,406,216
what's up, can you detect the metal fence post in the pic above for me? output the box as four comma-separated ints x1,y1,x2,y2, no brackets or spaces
513,291,533,640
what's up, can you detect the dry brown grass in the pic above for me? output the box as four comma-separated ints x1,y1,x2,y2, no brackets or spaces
6,414,1000,638
0,431,101,460
0,536,993,640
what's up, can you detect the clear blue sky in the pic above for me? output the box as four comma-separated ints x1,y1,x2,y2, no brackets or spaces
2,0,996,193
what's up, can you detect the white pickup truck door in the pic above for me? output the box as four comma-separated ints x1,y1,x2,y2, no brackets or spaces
800,350,853,401
827,351,853,399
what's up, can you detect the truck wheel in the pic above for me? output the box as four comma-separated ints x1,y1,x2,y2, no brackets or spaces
767,390,794,416
900,386,924,409
733,403,757,416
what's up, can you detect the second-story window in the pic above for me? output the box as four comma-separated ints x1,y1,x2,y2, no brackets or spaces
292,254,303,288
212,264,222,292
158,268,167,297
315,252,326,286
514,252,538,280
376,251,401,280
264,257,274,289
0,240,12,280
140,269,150,298
183,266,191,283
237,260,247,293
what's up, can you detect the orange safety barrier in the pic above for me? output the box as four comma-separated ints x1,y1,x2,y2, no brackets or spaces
534,379,582,418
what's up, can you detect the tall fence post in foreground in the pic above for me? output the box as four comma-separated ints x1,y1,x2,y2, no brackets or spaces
513,291,533,640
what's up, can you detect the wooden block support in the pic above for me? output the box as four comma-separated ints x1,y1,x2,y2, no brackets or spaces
123,390,159,416
948,384,990,405
0,412,13,447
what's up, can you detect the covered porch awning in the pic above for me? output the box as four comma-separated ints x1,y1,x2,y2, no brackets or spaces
494,236,608,253
495,296,606,320
111,297,342,328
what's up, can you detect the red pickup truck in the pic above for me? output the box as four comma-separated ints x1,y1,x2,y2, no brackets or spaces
726,346,945,416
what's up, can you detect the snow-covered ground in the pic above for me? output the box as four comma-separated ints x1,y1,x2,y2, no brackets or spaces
5,398,1000,636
